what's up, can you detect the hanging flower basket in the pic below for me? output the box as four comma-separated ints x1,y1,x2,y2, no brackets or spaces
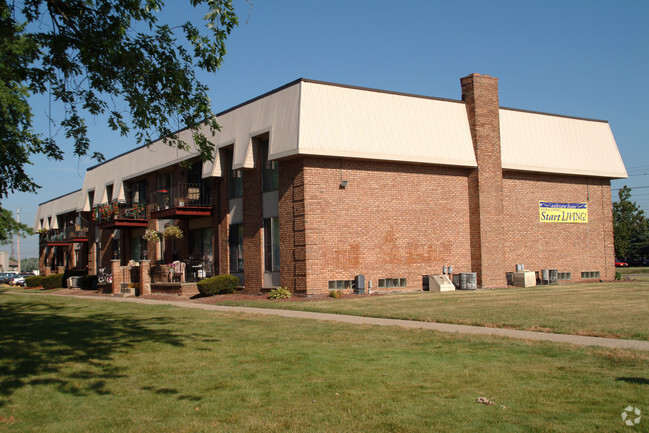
142,229,161,242
161,225,184,239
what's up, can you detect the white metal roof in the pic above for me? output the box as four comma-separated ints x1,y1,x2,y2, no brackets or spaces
500,108,627,178
34,190,81,230
58,78,626,215
296,81,477,167
78,127,202,211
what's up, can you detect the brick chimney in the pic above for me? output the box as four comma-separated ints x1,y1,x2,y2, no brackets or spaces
461,73,507,288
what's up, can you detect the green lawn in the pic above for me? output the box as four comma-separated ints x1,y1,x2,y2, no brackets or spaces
618,266,649,275
217,281,649,341
0,292,647,432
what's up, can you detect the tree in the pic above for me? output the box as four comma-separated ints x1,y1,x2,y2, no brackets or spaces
0,208,32,244
0,0,239,236
612,186,647,259
20,257,39,272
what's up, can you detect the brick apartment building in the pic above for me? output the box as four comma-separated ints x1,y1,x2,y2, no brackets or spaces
35,73,627,295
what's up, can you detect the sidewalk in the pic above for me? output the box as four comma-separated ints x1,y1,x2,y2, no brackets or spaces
10,291,649,352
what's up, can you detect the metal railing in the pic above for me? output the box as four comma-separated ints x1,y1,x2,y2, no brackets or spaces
152,183,211,211
93,201,147,223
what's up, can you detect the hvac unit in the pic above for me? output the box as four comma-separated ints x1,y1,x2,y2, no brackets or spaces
454,272,477,290
354,275,365,294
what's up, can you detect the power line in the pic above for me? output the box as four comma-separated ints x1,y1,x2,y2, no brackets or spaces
612,185,649,191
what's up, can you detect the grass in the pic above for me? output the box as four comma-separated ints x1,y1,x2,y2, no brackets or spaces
216,281,649,341
0,292,647,432
617,266,649,275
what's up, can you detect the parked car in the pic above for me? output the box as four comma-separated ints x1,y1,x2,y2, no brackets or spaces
0,272,18,284
615,260,629,267
9,276,26,286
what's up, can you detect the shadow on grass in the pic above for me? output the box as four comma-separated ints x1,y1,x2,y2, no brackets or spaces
0,298,185,407
616,376,649,385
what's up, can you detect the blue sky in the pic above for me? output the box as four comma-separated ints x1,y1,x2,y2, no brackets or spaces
2,0,648,259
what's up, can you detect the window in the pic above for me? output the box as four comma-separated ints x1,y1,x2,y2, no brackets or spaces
106,184,114,203
229,224,244,273
557,272,571,281
264,217,280,272
190,228,213,262
261,140,278,192
328,280,353,290
227,152,243,199
581,271,600,279
88,190,95,209
378,278,407,288
128,181,147,205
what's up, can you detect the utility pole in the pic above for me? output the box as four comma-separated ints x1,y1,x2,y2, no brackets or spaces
16,208,21,273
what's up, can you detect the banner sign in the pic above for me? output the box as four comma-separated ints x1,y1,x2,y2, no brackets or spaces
539,201,588,223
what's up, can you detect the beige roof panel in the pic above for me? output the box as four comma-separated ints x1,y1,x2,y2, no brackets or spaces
204,82,300,174
297,81,477,167
34,190,81,230
500,109,627,178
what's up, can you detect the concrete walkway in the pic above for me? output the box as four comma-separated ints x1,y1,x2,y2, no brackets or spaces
9,291,649,352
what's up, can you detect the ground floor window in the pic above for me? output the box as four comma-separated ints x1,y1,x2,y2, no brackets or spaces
130,235,147,262
229,224,243,273
378,278,407,288
190,228,213,262
581,271,600,279
264,217,280,272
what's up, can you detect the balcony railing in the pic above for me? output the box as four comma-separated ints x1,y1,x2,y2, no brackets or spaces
152,183,211,211
93,201,147,224
63,224,89,240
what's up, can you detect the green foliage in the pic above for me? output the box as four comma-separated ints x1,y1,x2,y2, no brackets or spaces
0,0,238,200
24,275,42,287
20,257,38,272
0,207,32,244
197,274,238,296
268,286,292,300
328,290,343,298
41,273,64,289
615,272,621,281
613,186,648,259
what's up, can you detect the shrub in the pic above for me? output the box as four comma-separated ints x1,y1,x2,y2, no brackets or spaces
615,272,621,281
197,274,239,296
41,273,65,289
329,290,343,298
268,287,292,300
79,275,98,290
24,275,43,288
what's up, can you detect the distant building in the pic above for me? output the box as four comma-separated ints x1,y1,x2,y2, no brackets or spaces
34,74,627,295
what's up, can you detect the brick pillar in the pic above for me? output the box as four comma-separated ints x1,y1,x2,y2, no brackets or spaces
279,158,307,293
218,168,230,275
57,265,65,275
111,259,121,294
140,260,151,296
461,73,507,288
242,149,264,293
39,244,47,275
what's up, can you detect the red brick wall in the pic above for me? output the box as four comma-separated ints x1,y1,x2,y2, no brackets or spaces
461,73,507,288
502,172,615,281
242,148,264,292
279,158,307,293
301,157,473,294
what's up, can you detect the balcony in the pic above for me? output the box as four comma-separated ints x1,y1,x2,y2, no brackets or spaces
94,202,148,229
41,230,69,246
63,224,89,242
150,183,212,219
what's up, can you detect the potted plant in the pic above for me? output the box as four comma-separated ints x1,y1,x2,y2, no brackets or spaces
142,229,161,242
161,224,183,239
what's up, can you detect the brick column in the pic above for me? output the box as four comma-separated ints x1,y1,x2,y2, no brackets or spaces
57,265,65,275
242,149,263,293
461,73,507,288
279,158,307,293
111,259,121,294
218,169,230,275
140,260,151,296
